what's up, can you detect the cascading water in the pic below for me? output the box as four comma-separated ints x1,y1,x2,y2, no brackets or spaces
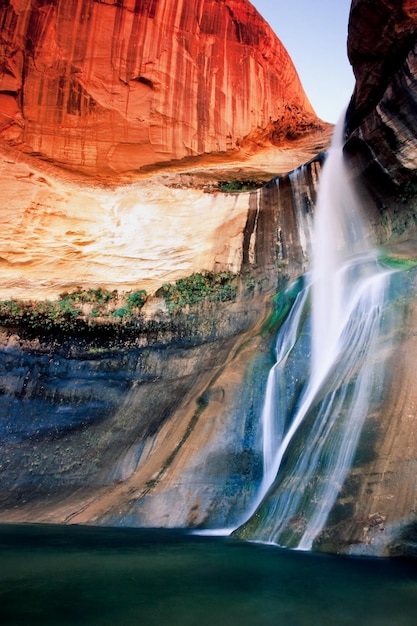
235,111,394,549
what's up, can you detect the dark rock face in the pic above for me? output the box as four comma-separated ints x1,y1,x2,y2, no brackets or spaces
347,0,417,131
346,41,417,190
345,0,417,245
346,1,417,181
244,155,323,277
0,301,266,522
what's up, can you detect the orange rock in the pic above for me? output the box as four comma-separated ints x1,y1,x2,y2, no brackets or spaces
0,0,319,175
403,0,417,18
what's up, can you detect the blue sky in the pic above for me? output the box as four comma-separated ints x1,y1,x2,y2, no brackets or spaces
250,0,355,123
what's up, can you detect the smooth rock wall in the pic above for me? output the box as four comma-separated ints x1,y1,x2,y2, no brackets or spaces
0,0,319,174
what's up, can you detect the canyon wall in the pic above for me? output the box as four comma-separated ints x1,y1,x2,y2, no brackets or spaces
0,158,323,527
0,0,319,175
345,0,417,236
314,0,417,556
2,0,417,559
0,0,325,532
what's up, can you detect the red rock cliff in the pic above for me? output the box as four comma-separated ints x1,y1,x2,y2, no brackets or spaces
0,0,318,174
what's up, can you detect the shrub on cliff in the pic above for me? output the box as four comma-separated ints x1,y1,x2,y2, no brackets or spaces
157,271,238,312
217,180,262,193
0,288,149,330
112,290,148,319
0,299,81,330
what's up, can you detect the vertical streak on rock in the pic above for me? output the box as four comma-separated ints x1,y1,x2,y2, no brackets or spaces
0,0,319,173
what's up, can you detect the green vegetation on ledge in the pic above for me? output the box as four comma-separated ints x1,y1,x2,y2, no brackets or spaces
157,271,238,313
217,180,263,193
378,252,417,271
0,272,241,331
0,287,148,331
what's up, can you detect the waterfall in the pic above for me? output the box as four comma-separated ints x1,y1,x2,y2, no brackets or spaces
236,111,394,549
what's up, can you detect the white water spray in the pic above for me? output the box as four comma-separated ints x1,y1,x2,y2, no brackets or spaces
238,111,393,549
311,112,376,384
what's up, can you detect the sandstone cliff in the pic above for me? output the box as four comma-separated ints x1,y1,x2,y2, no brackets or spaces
0,0,319,175
0,0,328,532
0,0,328,302
346,0,417,188
0,133,329,302
0,154,323,529
2,0,417,561
315,0,417,556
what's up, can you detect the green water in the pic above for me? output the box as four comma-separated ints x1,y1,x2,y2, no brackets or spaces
0,524,416,626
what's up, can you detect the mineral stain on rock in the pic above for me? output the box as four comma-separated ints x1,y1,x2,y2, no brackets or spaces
0,0,417,557
0,0,321,174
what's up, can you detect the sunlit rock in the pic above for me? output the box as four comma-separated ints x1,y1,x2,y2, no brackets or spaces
0,152,250,300
3,0,417,561
0,0,321,175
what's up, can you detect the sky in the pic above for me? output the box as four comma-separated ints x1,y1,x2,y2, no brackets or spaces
250,0,355,123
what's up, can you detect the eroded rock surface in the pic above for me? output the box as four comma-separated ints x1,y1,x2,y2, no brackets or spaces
0,0,321,174
0,150,250,300
0,153,324,528
0,0,327,531
0,299,269,527
347,0,417,129
346,0,417,189
2,0,417,560
0,139,327,301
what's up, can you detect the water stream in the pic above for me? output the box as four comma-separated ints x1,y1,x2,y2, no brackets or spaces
236,112,395,549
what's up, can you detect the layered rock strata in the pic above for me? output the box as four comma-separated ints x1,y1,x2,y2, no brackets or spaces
0,158,323,527
0,0,320,174
0,144,325,301
3,0,417,560
0,299,268,526
0,0,327,530
345,0,417,189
